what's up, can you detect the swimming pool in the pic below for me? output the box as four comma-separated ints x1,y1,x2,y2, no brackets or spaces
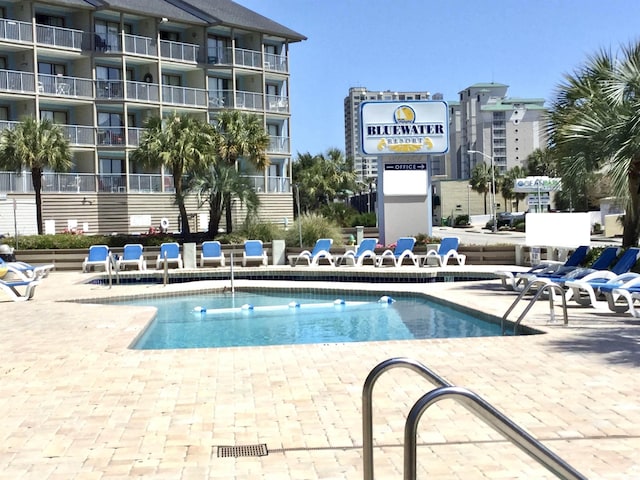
124,290,513,349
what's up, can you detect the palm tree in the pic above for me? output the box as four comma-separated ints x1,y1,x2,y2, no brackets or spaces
130,113,216,237
469,162,491,214
191,163,259,237
213,110,270,233
526,148,558,176
503,166,527,211
549,43,640,247
0,117,72,234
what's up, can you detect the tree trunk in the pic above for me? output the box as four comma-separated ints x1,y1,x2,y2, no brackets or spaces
32,168,43,235
224,194,233,234
483,192,488,214
174,175,190,237
623,171,640,247
208,192,223,238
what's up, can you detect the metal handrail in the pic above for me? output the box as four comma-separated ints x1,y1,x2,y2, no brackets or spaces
107,253,119,288
230,252,235,294
501,280,568,335
162,251,168,286
362,358,451,480
404,386,587,480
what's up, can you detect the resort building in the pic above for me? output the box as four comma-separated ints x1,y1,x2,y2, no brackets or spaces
0,0,305,235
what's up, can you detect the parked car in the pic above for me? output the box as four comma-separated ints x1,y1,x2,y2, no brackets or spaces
495,212,525,228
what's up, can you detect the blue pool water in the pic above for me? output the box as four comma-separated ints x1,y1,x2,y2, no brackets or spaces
123,290,508,349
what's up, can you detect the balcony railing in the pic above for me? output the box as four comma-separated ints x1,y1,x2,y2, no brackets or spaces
268,135,290,154
63,125,95,146
43,173,96,193
0,70,35,93
265,94,289,113
36,24,83,50
244,175,290,193
0,120,19,132
97,127,125,146
162,85,207,107
96,80,124,100
127,127,145,147
0,19,32,43
129,174,164,193
39,74,93,98
126,80,160,102
160,39,199,63
208,90,230,108
264,53,288,73
236,90,262,110
235,47,262,69
123,33,156,56
98,174,127,193
207,47,232,65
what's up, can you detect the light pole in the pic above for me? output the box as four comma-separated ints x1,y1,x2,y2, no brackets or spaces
467,184,471,223
468,150,497,233
293,184,302,247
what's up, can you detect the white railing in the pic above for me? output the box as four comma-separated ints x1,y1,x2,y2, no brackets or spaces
162,85,207,107
0,120,19,132
0,70,35,93
129,174,167,193
126,80,160,102
264,53,288,73
160,39,199,63
268,135,290,154
123,33,156,56
0,19,32,43
234,47,262,69
207,46,232,65
235,90,263,110
63,125,95,146
36,24,83,50
265,94,289,113
207,90,231,108
38,74,93,98
127,127,145,146
97,127,126,146
43,173,96,193
96,80,124,100
243,175,290,193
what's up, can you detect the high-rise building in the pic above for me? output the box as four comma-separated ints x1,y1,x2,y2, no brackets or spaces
0,0,305,235
456,82,546,179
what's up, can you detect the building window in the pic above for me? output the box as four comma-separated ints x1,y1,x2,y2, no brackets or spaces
40,110,67,124
36,14,64,27
162,74,181,86
160,31,180,42
38,62,65,76
207,35,229,63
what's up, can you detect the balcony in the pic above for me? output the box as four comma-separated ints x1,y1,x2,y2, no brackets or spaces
208,90,230,108
265,94,289,113
129,174,165,193
0,120,19,132
97,127,125,146
244,175,290,193
43,173,96,193
39,74,94,98
127,127,145,147
207,47,232,65
0,70,36,94
235,90,262,110
122,33,155,56
235,47,262,69
62,125,95,146
96,80,124,100
0,19,32,43
264,53,288,73
268,136,290,154
36,24,83,50
162,85,207,107
160,39,199,63
126,80,160,102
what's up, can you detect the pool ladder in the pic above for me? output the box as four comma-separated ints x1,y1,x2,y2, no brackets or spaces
106,253,119,288
501,280,568,334
363,357,586,480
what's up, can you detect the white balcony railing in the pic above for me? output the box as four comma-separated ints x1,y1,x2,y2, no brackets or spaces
235,90,262,110
264,53,288,73
0,70,35,93
265,94,289,113
243,175,290,193
0,19,32,43
234,47,262,69
268,136,290,154
162,85,207,107
36,24,83,50
96,80,124,100
127,127,145,147
160,39,199,63
97,127,125,146
43,173,96,193
63,125,95,146
0,120,19,132
207,90,230,108
207,46,232,65
129,174,165,193
123,33,156,56
126,81,160,102
38,74,94,98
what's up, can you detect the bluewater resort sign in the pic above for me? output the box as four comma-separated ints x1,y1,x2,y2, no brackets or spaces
360,101,449,155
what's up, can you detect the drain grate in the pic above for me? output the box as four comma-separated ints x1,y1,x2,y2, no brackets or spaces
217,444,268,458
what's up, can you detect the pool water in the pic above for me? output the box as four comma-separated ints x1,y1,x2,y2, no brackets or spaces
125,290,508,349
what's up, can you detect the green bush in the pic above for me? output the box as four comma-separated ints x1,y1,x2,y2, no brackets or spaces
238,220,285,243
285,213,343,248
319,203,358,227
350,212,377,227
414,233,441,246
454,214,469,226
3,233,176,250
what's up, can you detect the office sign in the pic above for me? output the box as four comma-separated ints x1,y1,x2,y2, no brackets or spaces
360,101,448,155
514,176,562,193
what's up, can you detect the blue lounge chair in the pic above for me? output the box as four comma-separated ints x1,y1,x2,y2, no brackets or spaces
495,245,590,291
200,241,225,267
337,238,378,267
290,238,334,266
116,244,146,271
422,236,466,267
156,242,183,269
563,248,640,305
0,277,40,302
242,240,268,266
375,237,419,267
82,245,111,272
0,257,54,281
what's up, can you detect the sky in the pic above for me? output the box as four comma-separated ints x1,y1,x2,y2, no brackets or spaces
237,0,640,157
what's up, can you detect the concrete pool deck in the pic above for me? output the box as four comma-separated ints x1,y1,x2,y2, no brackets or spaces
0,266,639,479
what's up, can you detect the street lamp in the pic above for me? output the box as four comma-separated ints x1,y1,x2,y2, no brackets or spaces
468,150,497,233
467,184,471,222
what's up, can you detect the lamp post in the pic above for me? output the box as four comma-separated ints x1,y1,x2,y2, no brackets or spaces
293,184,302,247
467,183,471,222
468,150,497,233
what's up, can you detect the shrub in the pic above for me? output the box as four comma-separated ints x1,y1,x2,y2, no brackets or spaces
350,212,377,227
238,220,285,243
285,213,343,247
3,232,176,250
414,233,441,246
454,214,469,227
319,203,358,227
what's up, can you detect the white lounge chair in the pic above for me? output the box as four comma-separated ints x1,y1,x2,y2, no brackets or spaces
0,277,40,302
376,237,419,267
200,241,225,267
156,242,183,269
82,245,111,272
337,238,378,266
242,240,268,266
289,238,334,266
116,244,146,270
422,237,466,266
